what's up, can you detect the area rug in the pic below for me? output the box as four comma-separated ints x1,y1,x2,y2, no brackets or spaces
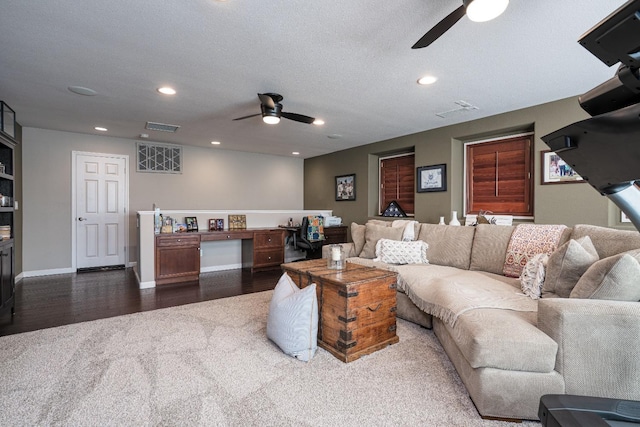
0,291,540,426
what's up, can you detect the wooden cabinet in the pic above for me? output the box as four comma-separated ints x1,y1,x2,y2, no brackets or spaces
155,234,200,285
0,240,14,317
0,130,15,318
323,225,347,245
250,229,285,271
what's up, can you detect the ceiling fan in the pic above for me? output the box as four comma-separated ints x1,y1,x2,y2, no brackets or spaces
412,0,509,49
233,93,315,125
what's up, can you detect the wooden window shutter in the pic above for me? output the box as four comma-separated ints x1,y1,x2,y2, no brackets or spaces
466,136,533,216
380,154,414,215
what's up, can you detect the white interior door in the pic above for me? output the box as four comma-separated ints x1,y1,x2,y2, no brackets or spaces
76,153,127,269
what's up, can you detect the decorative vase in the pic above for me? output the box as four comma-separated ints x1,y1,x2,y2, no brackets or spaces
438,216,445,225
449,211,461,226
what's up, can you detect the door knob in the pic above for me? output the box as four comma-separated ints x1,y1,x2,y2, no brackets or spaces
78,217,87,221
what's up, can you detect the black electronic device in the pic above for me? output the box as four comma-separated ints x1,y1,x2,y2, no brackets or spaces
539,395,640,427
541,0,640,230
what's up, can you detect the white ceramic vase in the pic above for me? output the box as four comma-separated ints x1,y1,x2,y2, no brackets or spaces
438,216,445,225
449,211,461,226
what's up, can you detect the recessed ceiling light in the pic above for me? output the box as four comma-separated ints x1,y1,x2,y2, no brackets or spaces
94,126,108,132
211,141,221,145
157,87,176,95
292,152,300,155
417,75,438,85
313,119,325,126
68,86,97,96
327,134,342,139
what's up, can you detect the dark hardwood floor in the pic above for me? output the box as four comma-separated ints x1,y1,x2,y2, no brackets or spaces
0,267,282,337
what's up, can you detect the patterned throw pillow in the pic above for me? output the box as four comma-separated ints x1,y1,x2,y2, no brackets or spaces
520,253,549,299
374,238,429,265
503,224,567,278
306,215,324,241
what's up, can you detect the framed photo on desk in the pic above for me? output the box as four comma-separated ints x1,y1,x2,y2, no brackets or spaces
185,216,199,231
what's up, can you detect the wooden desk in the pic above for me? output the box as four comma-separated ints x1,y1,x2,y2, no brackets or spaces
155,228,285,285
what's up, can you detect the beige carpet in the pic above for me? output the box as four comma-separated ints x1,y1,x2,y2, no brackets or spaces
0,291,540,426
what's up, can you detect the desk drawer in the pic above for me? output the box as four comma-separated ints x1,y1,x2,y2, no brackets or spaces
156,234,200,247
254,248,284,267
254,230,284,248
201,231,254,241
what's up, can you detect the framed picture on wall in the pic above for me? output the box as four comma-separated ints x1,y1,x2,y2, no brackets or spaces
335,173,356,201
417,164,446,192
541,150,584,184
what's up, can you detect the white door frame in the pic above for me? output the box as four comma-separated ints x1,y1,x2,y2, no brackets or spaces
71,151,130,270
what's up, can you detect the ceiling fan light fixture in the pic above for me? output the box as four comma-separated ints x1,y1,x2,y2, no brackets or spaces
263,115,280,125
313,119,325,125
464,0,509,23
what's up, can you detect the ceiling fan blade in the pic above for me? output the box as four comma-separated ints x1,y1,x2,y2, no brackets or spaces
282,112,315,124
232,112,261,121
412,5,466,49
258,93,276,109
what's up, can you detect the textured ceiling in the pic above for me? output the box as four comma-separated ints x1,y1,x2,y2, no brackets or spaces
0,0,626,158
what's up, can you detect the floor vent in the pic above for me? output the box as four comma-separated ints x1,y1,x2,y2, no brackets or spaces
145,121,181,132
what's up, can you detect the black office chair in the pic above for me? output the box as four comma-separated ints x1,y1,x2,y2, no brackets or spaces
293,216,323,259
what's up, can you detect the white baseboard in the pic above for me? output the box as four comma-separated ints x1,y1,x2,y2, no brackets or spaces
22,267,75,278
200,263,243,273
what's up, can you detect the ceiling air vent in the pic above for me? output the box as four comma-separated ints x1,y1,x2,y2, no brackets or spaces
145,121,181,132
435,100,479,119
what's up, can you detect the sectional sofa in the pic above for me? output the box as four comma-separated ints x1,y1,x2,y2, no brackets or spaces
322,220,640,421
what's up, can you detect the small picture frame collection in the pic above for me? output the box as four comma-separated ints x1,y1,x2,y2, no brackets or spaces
335,173,356,201
417,164,446,193
209,218,225,231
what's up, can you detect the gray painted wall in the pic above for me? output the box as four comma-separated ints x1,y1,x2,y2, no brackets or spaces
22,128,304,273
304,96,632,230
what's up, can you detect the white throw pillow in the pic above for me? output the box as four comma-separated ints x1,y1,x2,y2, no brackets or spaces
392,219,419,241
374,238,429,265
520,253,549,299
266,273,318,362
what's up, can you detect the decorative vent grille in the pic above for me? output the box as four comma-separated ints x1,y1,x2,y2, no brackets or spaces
136,142,182,173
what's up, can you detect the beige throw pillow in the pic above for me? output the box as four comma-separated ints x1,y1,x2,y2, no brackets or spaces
570,250,640,301
360,223,403,259
542,236,599,298
350,222,366,256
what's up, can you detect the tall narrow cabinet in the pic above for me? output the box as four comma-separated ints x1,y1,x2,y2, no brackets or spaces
0,131,15,318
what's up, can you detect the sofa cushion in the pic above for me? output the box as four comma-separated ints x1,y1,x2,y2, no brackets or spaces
542,237,599,298
570,249,640,301
417,224,476,269
469,224,516,274
503,224,568,278
570,224,640,259
360,223,404,259
520,253,549,299
440,309,558,372
350,222,366,256
374,238,428,265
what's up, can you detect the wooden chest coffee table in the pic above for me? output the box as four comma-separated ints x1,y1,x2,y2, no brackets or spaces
281,259,399,362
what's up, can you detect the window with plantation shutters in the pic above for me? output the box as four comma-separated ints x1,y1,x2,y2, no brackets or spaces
466,135,533,216
380,154,414,215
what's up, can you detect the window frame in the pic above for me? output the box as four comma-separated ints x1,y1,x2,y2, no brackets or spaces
378,152,415,216
463,132,534,218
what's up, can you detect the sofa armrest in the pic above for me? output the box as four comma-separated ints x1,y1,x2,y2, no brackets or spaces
538,298,640,400
321,242,356,259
